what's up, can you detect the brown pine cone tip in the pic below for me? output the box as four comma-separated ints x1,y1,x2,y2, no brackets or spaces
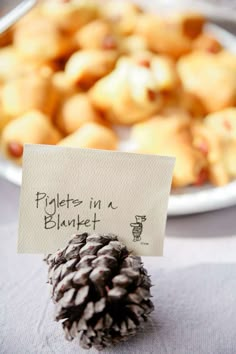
45,233,154,350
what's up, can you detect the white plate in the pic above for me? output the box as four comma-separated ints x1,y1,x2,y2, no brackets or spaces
1,23,236,215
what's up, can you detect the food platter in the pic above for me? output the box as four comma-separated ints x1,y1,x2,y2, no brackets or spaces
1,21,236,216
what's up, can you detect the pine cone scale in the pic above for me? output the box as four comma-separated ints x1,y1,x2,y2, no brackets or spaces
46,233,154,350
74,285,89,306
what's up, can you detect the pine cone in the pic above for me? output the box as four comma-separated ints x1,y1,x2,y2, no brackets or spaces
45,233,154,350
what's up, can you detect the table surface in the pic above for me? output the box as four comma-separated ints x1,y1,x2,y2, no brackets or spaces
1,175,236,354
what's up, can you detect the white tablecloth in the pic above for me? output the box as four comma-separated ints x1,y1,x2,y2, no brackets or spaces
1,177,236,354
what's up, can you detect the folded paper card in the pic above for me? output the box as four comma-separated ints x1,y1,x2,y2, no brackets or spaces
18,145,175,256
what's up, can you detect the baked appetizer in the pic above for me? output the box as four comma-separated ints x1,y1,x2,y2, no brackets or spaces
120,35,148,55
90,57,163,125
135,14,192,59
0,46,49,83
100,1,142,35
204,108,236,180
193,124,229,186
0,29,12,47
131,114,206,187
56,93,100,134
58,122,118,150
65,49,117,88
193,108,236,185
0,92,11,132
1,68,57,118
0,0,235,190
41,0,98,33
1,110,61,163
193,33,222,53
14,12,73,60
177,52,236,112
167,12,205,39
75,19,120,51
52,71,78,101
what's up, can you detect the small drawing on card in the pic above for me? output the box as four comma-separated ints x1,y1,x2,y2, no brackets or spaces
130,215,146,242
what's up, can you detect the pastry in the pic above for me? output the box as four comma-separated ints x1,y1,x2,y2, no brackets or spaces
167,13,205,39
193,108,236,184
100,1,142,35
177,52,236,112
52,71,78,100
0,46,24,83
120,35,148,54
125,53,179,93
1,68,57,118
75,19,120,51
41,0,98,33
58,122,118,150
129,50,154,66
193,33,222,53
193,123,229,185
1,110,61,163
204,108,236,141
0,91,11,132
0,46,48,83
135,14,192,59
0,0,234,189
14,12,73,60
65,49,117,88
205,108,236,179
0,114,12,133
217,51,236,72
161,89,206,119
150,56,180,92
90,57,163,125
0,29,12,47
131,115,206,187
223,143,236,178
56,93,100,134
